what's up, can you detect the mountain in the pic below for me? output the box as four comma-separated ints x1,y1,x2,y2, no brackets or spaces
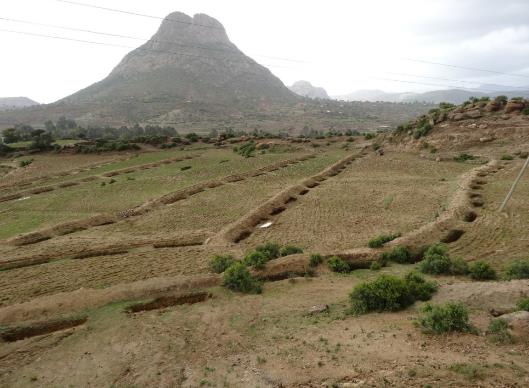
335,88,529,105
289,81,329,99
0,97,39,111
0,12,297,127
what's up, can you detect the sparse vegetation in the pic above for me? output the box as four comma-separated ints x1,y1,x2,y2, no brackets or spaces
280,245,303,256
504,259,529,280
449,363,485,380
488,318,514,344
309,253,323,268
368,233,400,248
349,273,436,314
468,261,496,280
454,153,476,162
516,297,529,311
416,302,473,334
418,244,468,275
380,245,413,264
18,159,33,167
500,154,514,161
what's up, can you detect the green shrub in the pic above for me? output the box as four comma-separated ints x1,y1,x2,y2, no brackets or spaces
454,153,476,162
364,133,375,140
18,159,33,167
468,261,496,280
328,256,352,273
494,95,508,104
416,303,473,334
370,261,382,271
500,154,514,160
413,123,432,139
280,245,303,256
418,244,452,275
349,273,436,315
504,259,529,279
439,102,456,110
522,106,529,115
516,297,529,311
380,246,412,264
404,272,438,301
237,141,256,157
449,257,470,275
243,251,269,269
488,319,514,344
309,254,323,268
208,255,235,273
350,275,413,314
368,233,400,248
222,262,261,294
255,242,280,260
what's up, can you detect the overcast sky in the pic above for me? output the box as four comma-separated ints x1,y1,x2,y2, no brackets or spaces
2,0,529,103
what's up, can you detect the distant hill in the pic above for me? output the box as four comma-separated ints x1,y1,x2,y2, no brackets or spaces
334,88,529,105
289,81,329,99
0,12,297,127
0,97,39,111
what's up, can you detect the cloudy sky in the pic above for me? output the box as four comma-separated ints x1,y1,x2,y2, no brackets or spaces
2,0,529,103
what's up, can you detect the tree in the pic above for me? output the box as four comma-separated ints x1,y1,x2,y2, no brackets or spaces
30,129,54,150
2,128,19,143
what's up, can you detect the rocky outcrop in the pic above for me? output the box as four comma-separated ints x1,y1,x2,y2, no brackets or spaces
289,80,330,99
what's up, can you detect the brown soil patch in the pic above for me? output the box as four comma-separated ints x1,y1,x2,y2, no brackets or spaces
125,291,210,313
0,316,87,342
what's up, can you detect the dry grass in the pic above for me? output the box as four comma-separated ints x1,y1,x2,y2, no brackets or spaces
243,152,472,251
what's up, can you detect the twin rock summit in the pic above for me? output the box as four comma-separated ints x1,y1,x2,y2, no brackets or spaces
3,12,298,125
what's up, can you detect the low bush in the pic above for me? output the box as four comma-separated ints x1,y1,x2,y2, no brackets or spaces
368,233,400,248
18,159,33,167
468,261,496,280
488,318,514,344
405,272,438,301
500,154,514,161
328,256,352,273
380,246,412,264
416,302,473,334
504,259,529,280
308,253,323,268
242,251,269,269
349,273,436,315
449,257,470,275
516,297,529,312
370,261,382,271
223,262,262,294
494,95,508,104
522,106,529,115
418,244,452,274
280,245,303,256
208,255,235,273
454,153,476,162
237,141,256,158
413,122,432,139
180,166,192,171
255,242,281,260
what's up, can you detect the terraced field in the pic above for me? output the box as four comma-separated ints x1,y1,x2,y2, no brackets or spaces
1,138,529,387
